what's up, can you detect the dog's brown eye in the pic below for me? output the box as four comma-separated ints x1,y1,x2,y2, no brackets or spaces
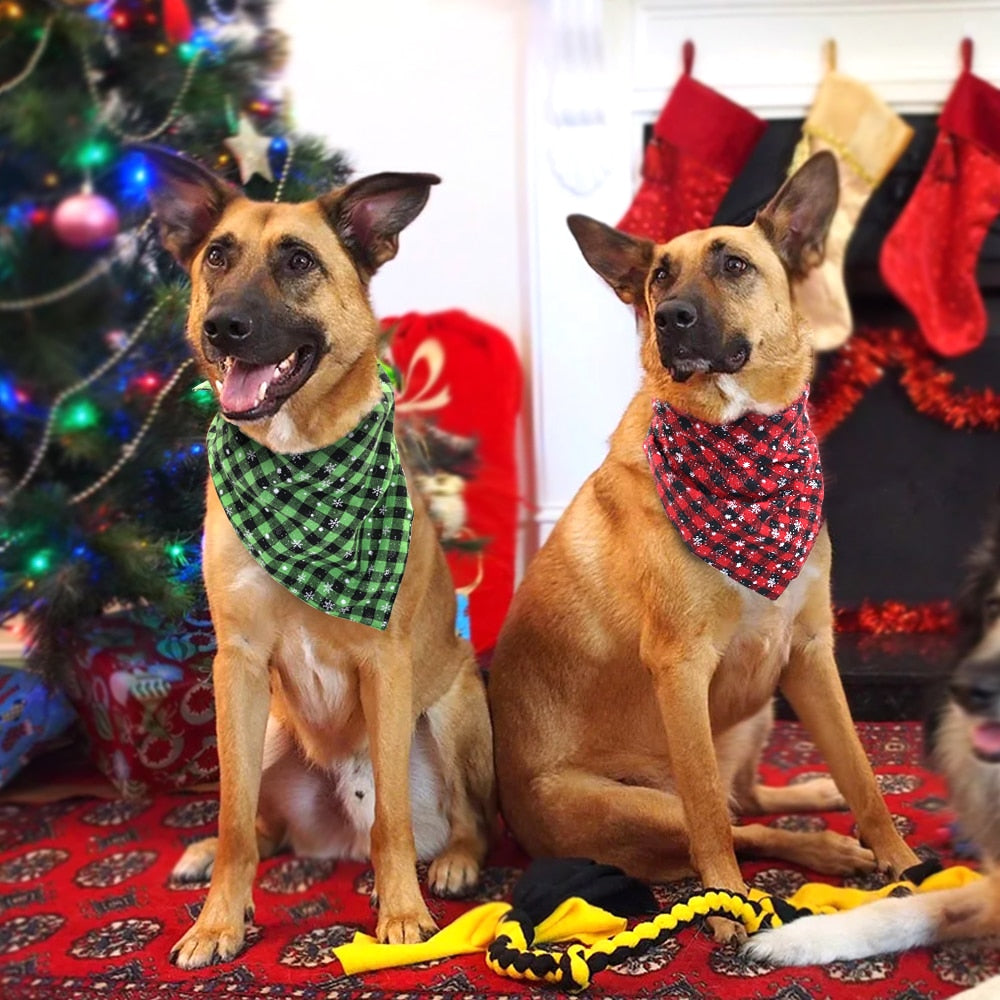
289,250,315,272
205,245,226,269
985,595,1000,624
652,268,669,284
724,255,748,274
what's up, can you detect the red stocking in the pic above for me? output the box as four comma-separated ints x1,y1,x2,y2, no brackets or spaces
880,39,1000,357
617,41,766,243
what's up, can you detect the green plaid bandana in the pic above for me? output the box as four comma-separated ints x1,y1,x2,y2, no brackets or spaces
206,371,412,630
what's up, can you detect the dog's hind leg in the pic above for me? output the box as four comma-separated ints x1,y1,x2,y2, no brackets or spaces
729,704,847,815
513,769,697,883
518,766,875,887
171,828,282,884
423,651,496,898
732,822,876,875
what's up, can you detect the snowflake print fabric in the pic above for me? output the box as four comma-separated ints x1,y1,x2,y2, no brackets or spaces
207,369,412,629
644,389,823,599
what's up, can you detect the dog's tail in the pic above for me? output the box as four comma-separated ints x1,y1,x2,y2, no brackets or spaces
743,874,995,966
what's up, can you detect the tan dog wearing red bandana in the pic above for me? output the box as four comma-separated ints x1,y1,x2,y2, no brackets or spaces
488,151,919,943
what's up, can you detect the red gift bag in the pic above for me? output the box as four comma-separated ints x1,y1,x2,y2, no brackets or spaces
385,311,522,654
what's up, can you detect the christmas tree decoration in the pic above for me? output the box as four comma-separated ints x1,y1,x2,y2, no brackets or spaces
162,0,194,44
880,39,1000,357
789,41,913,351
0,0,349,681
52,190,120,249
224,112,275,183
56,398,101,432
617,41,766,244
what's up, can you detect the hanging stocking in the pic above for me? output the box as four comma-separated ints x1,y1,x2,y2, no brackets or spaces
790,41,913,351
880,39,1000,357
617,41,766,244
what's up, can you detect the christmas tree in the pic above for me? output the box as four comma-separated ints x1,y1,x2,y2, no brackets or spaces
0,0,349,677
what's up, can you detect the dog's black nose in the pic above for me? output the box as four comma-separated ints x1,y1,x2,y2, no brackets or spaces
655,299,698,333
203,309,253,346
950,659,1000,715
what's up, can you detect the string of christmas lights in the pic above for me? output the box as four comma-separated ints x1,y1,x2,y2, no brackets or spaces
0,259,112,311
272,135,294,202
2,298,170,504
0,13,53,95
79,44,204,144
70,358,196,505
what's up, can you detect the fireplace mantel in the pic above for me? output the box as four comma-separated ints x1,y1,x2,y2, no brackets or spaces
525,0,1000,545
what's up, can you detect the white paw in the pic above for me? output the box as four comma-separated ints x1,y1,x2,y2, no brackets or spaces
171,838,217,883
743,916,836,966
744,897,932,967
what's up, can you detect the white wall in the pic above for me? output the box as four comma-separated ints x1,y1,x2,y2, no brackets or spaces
273,0,530,347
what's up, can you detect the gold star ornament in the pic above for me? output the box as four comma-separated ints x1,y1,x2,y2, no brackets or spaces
223,114,274,183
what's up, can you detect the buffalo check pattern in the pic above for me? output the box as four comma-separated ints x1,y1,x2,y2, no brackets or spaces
207,369,412,629
644,389,823,599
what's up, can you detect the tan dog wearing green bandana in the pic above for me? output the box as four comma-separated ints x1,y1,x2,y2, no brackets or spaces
142,147,496,970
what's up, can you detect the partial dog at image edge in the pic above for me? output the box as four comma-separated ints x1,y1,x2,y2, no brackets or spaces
487,149,920,945
745,498,1000,993
140,146,496,970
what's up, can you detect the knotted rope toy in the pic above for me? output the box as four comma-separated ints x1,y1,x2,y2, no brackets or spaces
333,857,981,992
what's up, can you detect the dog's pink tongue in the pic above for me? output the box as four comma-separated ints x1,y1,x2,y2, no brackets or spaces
220,360,272,414
971,721,1000,758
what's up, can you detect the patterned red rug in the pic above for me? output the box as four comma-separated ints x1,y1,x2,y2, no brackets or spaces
2,721,998,999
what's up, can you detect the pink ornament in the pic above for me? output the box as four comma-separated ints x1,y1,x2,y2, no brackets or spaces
52,192,120,249
104,329,129,351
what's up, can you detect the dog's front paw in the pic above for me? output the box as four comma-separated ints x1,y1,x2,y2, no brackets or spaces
427,846,481,898
707,914,748,945
376,906,438,944
169,894,254,969
171,837,218,883
171,918,246,969
796,776,848,811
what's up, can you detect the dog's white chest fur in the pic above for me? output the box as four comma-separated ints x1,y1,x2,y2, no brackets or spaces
713,562,819,718
272,626,358,744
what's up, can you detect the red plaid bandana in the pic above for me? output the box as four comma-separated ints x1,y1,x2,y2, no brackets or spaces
643,389,823,599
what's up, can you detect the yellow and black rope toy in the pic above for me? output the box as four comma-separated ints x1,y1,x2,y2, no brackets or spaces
484,856,951,992
482,857,804,992
332,856,975,991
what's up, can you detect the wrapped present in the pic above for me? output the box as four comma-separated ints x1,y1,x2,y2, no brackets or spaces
0,666,77,789
62,605,218,797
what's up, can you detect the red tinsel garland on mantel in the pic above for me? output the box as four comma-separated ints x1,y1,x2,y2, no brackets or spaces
812,326,996,634
835,599,958,635
809,325,1000,441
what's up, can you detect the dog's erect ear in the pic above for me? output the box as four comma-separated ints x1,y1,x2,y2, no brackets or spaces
320,172,440,275
755,151,839,277
567,215,655,306
138,144,240,268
